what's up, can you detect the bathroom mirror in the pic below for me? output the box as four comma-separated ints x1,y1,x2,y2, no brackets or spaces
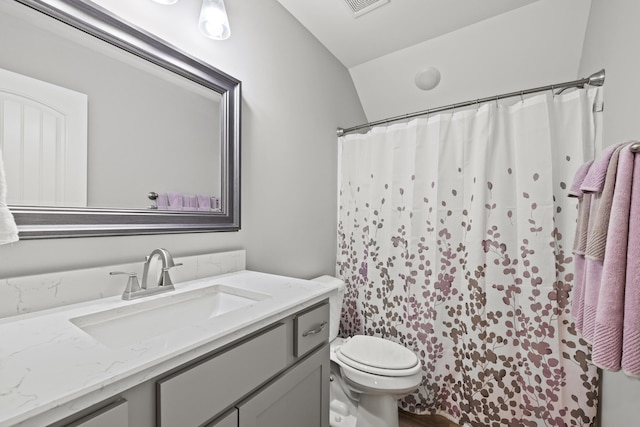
3,0,240,238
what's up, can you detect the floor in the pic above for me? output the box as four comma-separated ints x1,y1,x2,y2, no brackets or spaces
398,410,461,427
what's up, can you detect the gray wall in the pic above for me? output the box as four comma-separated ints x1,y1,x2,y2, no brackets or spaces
578,0,640,424
349,0,590,123
0,0,366,279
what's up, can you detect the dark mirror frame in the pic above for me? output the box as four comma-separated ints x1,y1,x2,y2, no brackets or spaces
10,0,241,239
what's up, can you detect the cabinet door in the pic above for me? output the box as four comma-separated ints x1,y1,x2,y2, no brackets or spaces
238,344,329,427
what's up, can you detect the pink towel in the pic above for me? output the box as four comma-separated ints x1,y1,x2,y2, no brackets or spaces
183,194,197,211
569,160,593,333
197,194,212,211
622,152,640,376
157,192,169,210
580,142,627,193
586,145,625,260
591,146,635,371
581,146,624,341
167,192,183,210
569,160,593,198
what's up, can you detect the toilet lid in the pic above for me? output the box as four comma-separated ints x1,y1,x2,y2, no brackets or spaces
337,335,419,375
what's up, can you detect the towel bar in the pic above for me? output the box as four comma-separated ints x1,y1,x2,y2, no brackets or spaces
631,142,640,153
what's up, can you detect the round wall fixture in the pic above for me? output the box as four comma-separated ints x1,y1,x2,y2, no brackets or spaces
415,67,441,91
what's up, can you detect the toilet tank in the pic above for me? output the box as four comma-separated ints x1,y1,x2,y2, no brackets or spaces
312,275,346,342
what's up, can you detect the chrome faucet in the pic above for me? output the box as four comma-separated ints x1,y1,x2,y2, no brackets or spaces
141,248,182,290
111,248,182,300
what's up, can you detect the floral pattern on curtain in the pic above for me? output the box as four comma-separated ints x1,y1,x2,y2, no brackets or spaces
337,89,601,426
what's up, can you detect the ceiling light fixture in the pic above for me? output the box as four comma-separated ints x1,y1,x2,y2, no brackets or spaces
199,0,231,40
151,0,179,5
415,67,441,91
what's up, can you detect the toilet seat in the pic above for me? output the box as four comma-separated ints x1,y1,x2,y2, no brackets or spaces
336,335,420,377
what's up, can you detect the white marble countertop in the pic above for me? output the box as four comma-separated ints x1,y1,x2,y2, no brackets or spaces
0,270,336,427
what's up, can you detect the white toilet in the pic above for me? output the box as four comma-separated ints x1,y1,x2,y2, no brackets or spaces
313,276,422,427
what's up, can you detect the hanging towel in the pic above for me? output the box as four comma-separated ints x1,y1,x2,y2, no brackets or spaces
591,145,635,371
157,192,169,210
579,197,601,341
0,148,19,245
569,161,593,198
581,144,626,341
569,160,593,333
581,142,628,193
586,145,625,260
197,194,212,211
583,145,623,333
622,151,640,376
183,194,197,211
167,192,183,210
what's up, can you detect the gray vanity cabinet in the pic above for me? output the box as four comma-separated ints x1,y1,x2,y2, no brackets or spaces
161,301,330,427
47,301,330,427
237,344,329,427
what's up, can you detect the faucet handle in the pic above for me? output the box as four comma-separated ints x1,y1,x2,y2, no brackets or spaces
110,271,141,300
162,262,183,271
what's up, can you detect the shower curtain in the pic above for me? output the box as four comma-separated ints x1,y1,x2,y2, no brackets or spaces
337,89,600,426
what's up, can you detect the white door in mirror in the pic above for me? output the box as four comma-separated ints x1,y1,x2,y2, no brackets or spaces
0,67,87,207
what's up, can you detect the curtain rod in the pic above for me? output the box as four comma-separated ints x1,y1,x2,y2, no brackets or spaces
337,69,606,137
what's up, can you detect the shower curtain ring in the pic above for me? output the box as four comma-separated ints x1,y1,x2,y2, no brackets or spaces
520,91,524,103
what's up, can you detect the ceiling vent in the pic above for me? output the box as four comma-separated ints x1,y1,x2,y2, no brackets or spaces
343,0,390,18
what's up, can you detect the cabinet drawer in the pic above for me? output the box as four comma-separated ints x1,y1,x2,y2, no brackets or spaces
157,324,287,427
294,302,329,358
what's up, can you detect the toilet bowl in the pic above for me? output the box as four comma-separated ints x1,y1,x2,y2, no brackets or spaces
313,276,422,427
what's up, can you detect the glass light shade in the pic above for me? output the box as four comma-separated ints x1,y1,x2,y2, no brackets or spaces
152,0,178,4
199,0,231,40
415,67,441,91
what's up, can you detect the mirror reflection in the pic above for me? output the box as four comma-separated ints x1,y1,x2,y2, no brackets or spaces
0,0,240,238
0,2,222,211
0,66,88,207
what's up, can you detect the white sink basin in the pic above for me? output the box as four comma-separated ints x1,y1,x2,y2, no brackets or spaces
70,285,269,348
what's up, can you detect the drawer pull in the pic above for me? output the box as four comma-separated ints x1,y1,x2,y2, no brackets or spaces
302,321,328,337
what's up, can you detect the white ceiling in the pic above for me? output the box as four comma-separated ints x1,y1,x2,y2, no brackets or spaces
275,0,540,68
